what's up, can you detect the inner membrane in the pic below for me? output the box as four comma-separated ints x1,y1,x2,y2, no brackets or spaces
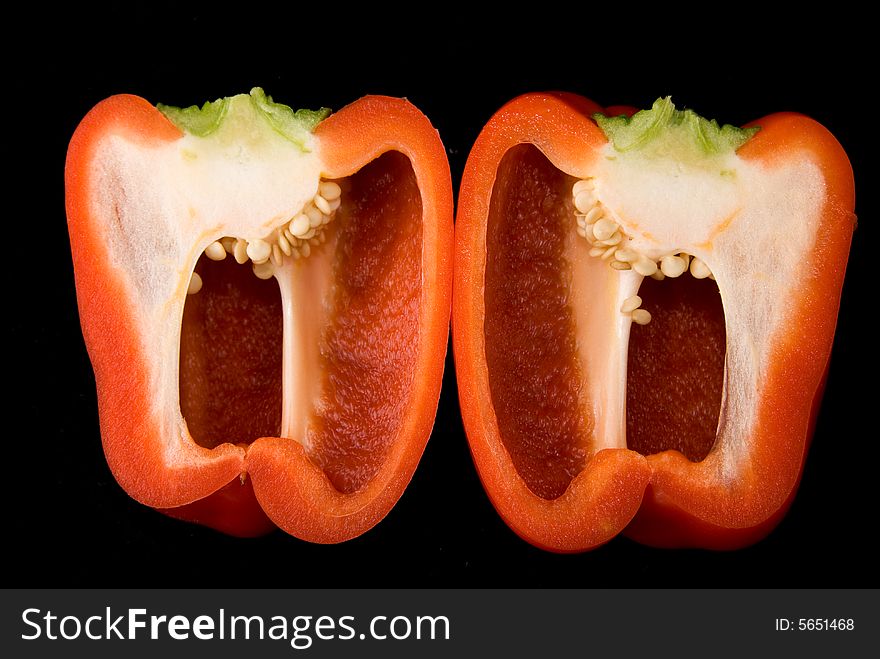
483,144,729,497
180,256,283,448
308,152,422,494
626,275,726,461
484,144,590,500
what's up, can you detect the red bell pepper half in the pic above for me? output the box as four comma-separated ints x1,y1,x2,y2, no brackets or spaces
66,89,453,541
453,94,855,551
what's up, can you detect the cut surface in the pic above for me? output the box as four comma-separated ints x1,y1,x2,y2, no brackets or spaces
180,256,283,448
484,144,589,500
626,275,726,461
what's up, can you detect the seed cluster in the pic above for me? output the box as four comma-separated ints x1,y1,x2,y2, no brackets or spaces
573,178,716,325
621,295,651,326
187,181,342,293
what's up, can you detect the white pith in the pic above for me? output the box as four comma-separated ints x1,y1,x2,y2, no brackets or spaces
90,123,334,460
570,144,824,476
198,179,341,280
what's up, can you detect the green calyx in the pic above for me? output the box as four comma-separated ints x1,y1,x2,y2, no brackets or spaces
158,88,330,151
594,97,758,159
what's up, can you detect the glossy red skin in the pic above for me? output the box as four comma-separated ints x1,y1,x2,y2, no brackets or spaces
161,476,275,538
66,95,453,541
454,93,855,551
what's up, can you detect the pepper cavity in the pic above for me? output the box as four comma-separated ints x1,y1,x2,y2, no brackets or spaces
187,180,342,292
573,177,715,323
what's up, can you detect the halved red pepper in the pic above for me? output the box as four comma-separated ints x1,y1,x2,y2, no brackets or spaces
66,89,452,541
453,93,854,551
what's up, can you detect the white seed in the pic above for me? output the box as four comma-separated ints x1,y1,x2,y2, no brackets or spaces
284,228,297,245
319,181,342,201
632,309,652,325
572,179,595,195
660,254,687,278
651,270,666,281
584,207,603,226
576,226,587,239
610,260,631,270
305,205,323,226
574,190,595,213
633,258,659,277
187,272,202,295
205,241,226,261
316,230,326,244
303,228,317,240
602,246,617,260
615,248,638,263
592,218,617,241
328,198,341,212
277,231,292,256
589,246,606,257
290,248,301,260
599,231,622,246
621,295,642,313
271,244,283,267
220,237,236,254
678,252,691,267
253,262,275,280
314,193,332,215
247,239,271,263
690,257,712,279
233,238,249,264
290,214,310,238
321,213,332,225
577,215,587,228
300,242,311,258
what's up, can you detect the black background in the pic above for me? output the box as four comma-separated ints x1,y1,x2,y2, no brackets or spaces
9,9,875,587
